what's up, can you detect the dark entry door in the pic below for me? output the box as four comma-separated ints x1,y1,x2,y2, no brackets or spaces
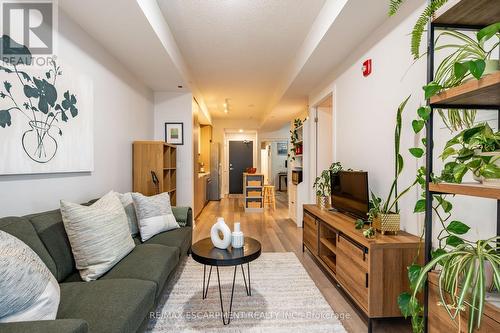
229,141,253,194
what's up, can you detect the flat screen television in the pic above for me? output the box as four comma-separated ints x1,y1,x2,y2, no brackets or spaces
330,170,369,220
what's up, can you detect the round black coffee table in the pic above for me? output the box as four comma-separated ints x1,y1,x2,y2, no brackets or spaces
191,237,261,325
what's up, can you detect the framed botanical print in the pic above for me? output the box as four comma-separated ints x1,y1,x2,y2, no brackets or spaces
165,123,184,145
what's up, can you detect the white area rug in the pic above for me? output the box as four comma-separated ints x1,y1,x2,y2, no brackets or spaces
146,252,347,332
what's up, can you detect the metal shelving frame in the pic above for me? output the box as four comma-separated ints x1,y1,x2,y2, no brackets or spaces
422,2,500,332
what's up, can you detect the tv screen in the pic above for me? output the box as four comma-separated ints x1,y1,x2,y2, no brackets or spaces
330,170,369,219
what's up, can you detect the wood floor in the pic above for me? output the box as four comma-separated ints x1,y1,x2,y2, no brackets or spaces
193,192,411,333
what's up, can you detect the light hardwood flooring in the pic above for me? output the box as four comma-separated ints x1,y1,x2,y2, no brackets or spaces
193,192,411,333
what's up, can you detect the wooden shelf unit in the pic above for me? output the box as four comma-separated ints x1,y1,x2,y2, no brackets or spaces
133,141,177,205
430,71,500,108
429,182,500,200
432,0,500,26
243,173,264,212
428,272,500,332
303,205,423,320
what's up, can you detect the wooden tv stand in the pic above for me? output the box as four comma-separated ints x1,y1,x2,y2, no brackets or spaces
303,205,422,331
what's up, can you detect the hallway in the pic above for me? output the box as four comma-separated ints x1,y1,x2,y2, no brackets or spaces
193,196,410,333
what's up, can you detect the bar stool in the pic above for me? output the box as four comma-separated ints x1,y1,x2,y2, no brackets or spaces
263,185,276,210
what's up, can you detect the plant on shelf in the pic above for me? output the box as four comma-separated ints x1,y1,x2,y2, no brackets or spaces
313,162,342,210
423,24,500,101
289,118,304,161
438,123,500,185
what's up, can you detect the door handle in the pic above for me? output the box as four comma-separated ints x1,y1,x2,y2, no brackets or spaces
229,167,234,171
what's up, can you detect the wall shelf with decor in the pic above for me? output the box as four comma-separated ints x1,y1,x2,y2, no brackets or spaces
243,173,264,212
289,118,309,226
420,1,500,331
133,141,177,205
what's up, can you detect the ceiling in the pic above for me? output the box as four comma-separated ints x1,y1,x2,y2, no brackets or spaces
59,0,424,130
157,0,326,121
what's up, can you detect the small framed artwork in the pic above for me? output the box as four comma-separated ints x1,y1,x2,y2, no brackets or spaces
165,123,184,145
277,142,288,155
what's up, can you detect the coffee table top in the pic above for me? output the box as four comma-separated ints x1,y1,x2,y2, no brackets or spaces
191,237,261,266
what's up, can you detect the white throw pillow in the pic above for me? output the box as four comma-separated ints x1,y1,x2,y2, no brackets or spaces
114,191,139,236
132,192,180,242
0,231,60,323
60,191,135,281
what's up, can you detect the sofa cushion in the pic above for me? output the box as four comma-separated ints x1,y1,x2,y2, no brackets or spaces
58,279,155,333
0,231,60,323
144,227,192,257
26,210,75,282
60,192,135,281
101,244,179,298
0,216,57,276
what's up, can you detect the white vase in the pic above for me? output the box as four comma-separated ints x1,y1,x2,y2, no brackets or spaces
210,217,232,249
231,222,244,248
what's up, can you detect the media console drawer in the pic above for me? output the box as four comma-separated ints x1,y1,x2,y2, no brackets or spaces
303,212,318,255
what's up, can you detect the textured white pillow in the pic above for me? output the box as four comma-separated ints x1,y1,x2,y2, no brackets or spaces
132,192,180,242
0,231,60,323
60,191,135,281
114,191,139,236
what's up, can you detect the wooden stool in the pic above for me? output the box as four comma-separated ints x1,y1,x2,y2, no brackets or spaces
263,185,276,210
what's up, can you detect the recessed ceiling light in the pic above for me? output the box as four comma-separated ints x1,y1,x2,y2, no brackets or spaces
239,129,243,133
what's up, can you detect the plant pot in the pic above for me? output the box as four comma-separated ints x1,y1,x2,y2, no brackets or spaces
473,151,500,187
373,213,400,235
316,196,330,210
484,60,500,76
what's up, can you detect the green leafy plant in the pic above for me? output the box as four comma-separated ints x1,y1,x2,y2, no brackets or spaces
423,25,500,100
409,238,500,333
288,118,304,161
439,123,500,183
313,162,342,197
389,0,450,59
369,96,418,217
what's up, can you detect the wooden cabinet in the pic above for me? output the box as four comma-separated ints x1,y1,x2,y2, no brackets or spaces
303,212,318,255
194,174,209,218
303,204,422,319
133,141,177,205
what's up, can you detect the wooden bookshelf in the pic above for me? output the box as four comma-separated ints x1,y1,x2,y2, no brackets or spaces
430,71,500,107
429,182,500,200
433,0,500,26
133,141,177,205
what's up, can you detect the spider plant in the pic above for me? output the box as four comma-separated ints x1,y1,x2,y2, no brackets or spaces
410,237,500,333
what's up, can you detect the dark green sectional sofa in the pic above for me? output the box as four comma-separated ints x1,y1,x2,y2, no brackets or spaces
0,201,193,333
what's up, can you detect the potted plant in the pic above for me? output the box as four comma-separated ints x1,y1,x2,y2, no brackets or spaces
369,96,419,234
439,123,500,186
313,162,342,210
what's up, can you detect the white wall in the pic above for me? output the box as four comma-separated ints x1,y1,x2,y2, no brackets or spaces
153,92,194,207
309,4,497,242
0,10,154,216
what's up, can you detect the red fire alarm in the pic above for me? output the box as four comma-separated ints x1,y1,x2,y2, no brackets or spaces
362,59,372,77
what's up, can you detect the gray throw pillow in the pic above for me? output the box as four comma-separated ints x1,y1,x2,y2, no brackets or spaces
114,192,139,236
0,231,60,322
132,192,180,242
60,191,135,281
